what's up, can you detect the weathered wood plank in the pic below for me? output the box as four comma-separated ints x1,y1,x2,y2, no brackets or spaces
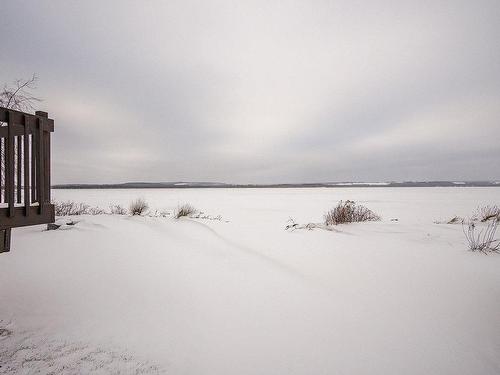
16,135,22,204
0,107,54,129
0,205,55,230
0,229,11,253
0,124,46,138
24,116,30,216
37,117,44,213
44,130,51,203
0,136,3,203
31,131,36,202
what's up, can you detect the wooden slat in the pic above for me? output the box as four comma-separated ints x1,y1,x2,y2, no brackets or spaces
1,228,11,252
2,137,5,204
16,135,22,204
44,130,51,203
6,111,15,217
0,136,3,203
31,132,36,202
24,116,30,216
0,107,54,130
37,118,44,214
0,204,55,230
0,121,53,138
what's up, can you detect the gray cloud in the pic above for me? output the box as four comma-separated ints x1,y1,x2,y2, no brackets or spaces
1,0,499,183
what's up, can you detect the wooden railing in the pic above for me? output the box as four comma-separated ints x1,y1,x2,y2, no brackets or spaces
0,107,55,252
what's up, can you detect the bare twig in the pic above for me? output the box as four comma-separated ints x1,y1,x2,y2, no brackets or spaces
0,74,42,111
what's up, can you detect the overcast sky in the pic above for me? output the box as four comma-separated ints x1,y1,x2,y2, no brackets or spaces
1,1,499,184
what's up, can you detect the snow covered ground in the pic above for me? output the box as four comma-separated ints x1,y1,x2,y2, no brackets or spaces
1,187,500,374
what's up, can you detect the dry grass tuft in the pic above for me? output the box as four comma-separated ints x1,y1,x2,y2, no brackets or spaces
324,200,380,225
174,203,197,219
129,198,149,216
463,219,499,254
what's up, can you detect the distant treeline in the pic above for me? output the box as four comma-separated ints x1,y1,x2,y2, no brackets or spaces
52,181,500,189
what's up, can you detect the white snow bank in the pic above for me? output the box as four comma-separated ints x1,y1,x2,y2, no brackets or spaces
1,187,500,374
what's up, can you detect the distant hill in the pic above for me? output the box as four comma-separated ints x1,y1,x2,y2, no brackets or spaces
52,181,500,189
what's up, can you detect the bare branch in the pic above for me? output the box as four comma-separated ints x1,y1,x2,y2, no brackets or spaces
0,74,42,112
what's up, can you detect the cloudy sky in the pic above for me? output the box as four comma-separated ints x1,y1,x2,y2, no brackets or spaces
1,1,499,184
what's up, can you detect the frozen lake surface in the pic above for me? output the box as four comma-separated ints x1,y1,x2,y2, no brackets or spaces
1,187,500,374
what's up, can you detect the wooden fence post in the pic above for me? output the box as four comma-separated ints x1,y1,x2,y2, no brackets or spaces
0,229,11,253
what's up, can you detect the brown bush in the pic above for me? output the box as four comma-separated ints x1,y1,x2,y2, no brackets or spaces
324,200,380,225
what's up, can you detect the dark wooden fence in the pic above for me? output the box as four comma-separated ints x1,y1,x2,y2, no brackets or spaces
0,107,55,252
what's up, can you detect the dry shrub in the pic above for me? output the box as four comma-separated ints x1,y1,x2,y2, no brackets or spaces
54,201,90,216
54,201,108,216
472,205,500,222
463,219,499,254
174,203,197,219
88,206,106,215
109,204,127,215
129,198,148,216
324,200,380,225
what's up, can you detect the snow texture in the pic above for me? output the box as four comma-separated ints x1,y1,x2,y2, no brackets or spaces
1,187,500,374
